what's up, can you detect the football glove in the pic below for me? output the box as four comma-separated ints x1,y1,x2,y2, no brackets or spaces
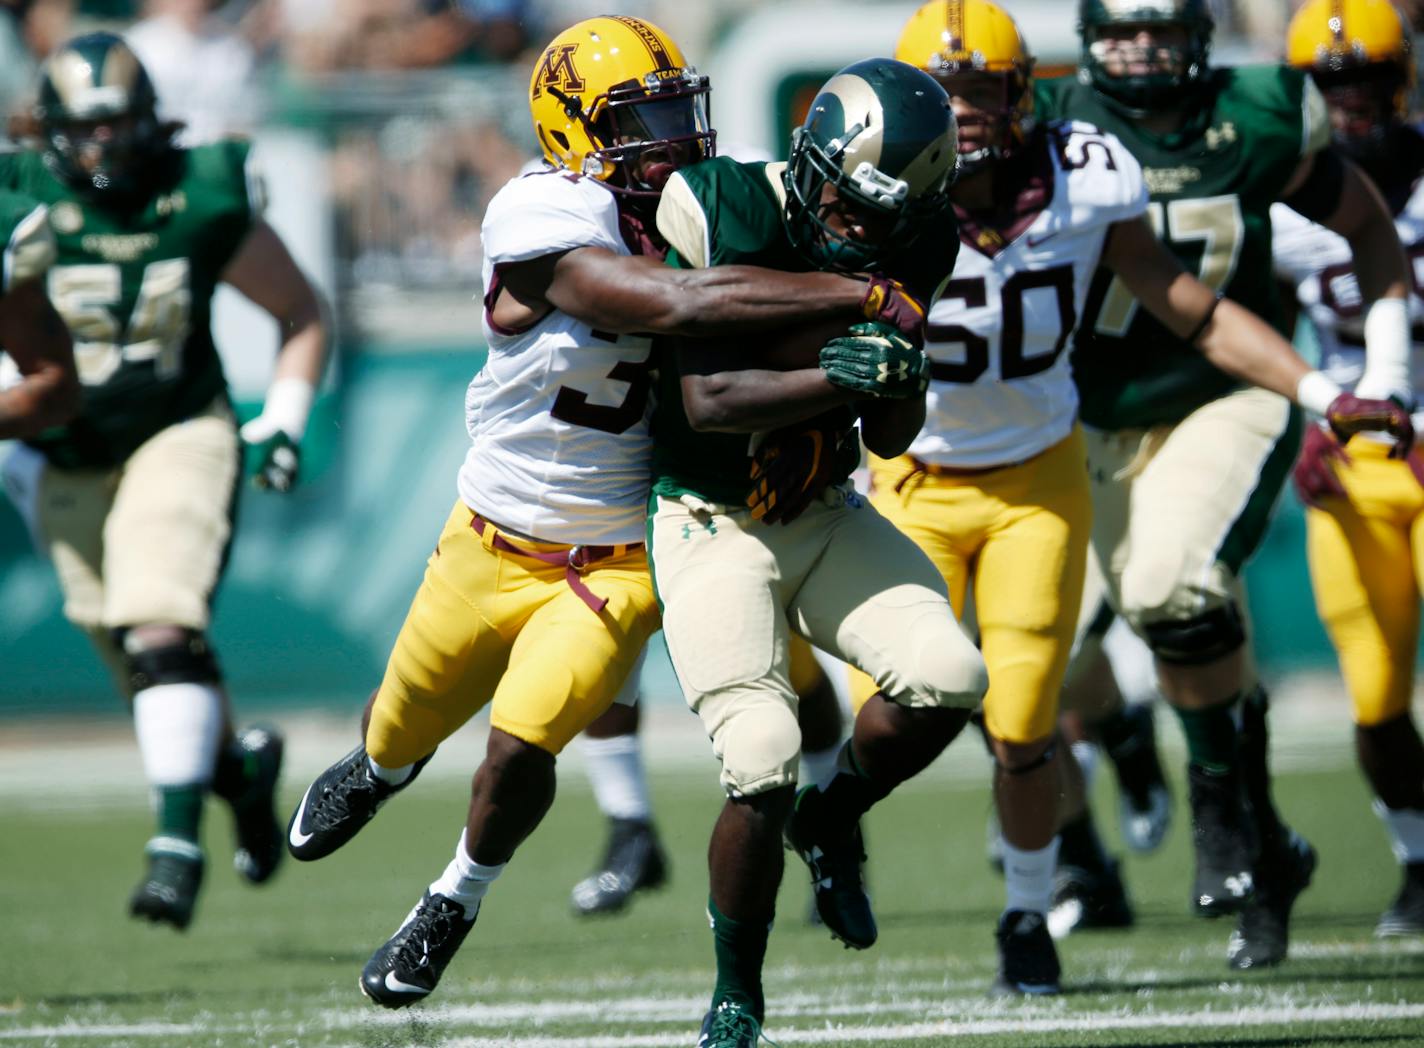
748,422,835,526
860,275,925,345
819,322,930,399
240,422,301,493
1291,423,1349,509
1324,392,1415,459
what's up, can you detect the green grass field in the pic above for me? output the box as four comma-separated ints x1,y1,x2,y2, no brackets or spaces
2,727,1423,1048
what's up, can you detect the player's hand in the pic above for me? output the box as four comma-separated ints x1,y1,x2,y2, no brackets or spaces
1291,423,1349,509
747,419,840,525
860,275,925,345
820,322,930,399
240,415,301,493
1324,393,1415,459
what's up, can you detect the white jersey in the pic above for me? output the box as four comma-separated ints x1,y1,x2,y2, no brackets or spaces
457,171,654,546
1271,171,1424,404
912,121,1148,468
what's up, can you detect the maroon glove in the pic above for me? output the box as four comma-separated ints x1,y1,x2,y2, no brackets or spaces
1324,393,1415,459
747,420,839,526
860,274,925,347
1292,423,1350,509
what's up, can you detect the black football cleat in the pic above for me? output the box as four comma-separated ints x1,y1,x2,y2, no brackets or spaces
1187,764,1255,917
288,744,430,861
1377,862,1424,938
129,839,205,931
785,787,876,950
1104,704,1173,853
224,725,285,884
360,891,476,1008
570,817,669,916
990,909,1061,996
1227,832,1317,970
696,1000,766,1048
1048,858,1135,939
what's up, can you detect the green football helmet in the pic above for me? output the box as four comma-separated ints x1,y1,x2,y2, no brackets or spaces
1078,0,1215,114
35,32,172,200
783,58,958,273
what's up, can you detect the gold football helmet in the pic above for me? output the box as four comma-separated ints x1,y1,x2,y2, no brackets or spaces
528,15,714,196
895,0,1034,171
1287,0,1413,116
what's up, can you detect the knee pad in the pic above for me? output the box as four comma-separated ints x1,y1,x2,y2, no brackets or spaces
113,627,222,693
1140,604,1245,666
716,700,801,798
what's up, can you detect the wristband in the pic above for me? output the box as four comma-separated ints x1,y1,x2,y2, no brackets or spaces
261,377,316,440
1354,297,1412,403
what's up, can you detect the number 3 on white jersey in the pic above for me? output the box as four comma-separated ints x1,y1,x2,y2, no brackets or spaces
1095,194,1244,337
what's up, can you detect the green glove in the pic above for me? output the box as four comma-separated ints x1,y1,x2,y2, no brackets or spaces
819,321,929,399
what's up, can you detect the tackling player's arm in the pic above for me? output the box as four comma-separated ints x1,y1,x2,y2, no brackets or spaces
0,279,78,438
493,248,920,339
1280,147,1413,404
221,220,329,491
678,339,857,433
1102,215,1413,448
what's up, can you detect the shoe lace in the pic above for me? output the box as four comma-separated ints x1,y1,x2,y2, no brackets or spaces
706,1004,779,1047
316,757,378,828
394,898,461,971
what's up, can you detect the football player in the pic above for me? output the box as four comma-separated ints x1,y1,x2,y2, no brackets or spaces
883,0,1409,993
1274,0,1424,938
0,32,327,931
648,59,990,1047
283,17,936,1010
1036,0,1416,968
0,192,77,438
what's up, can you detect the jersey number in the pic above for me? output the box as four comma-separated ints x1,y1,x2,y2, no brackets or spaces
551,353,653,434
1095,195,1245,337
48,260,193,386
927,265,1077,383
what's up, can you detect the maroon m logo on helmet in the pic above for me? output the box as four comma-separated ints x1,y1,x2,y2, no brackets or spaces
531,45,585,99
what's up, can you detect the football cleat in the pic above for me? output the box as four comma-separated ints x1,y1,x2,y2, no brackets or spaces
129,839,204,931
1227,832,1316,970
570,817,669,916
1376,862,1424,938
990,909,1061,996
1187,764,1255,917
1104,704,1173,853
225,725,285,884
1048,859,1135,939
360,891,476,1008
696,1000,770,1048
287,744,430,861
785,788,876,950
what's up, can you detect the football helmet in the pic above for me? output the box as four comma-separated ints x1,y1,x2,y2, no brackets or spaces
1078,0,1215,115
783,58,958,273
528,15,714,196
35,32,171,200
1286,0,1414,162
895,0,1035,174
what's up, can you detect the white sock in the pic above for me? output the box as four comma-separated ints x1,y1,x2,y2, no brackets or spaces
1070,740,1099,791
133,682,224,786
1375,800,1424,864
368,756,413,786
1002,837,1061,916
580,734,651,821
428,831,503,919
801,743,843,791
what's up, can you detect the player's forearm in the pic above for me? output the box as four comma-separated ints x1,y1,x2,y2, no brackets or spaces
682,367,854,433
0,364,78,438
655,268,870,336
858,397,925,458
1195,298,1311,401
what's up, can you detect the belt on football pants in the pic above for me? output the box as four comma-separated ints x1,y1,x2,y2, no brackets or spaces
469,514,637,615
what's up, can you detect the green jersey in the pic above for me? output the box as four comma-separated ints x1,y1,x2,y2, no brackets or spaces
0,191,56,294
1035,66,1330,429
649,156,958,505
0,141,260,467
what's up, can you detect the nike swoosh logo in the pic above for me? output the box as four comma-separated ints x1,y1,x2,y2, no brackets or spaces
384,971,429,995
288,784,316,848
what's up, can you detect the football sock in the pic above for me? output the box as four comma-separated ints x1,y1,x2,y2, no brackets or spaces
368,756,413,786
429,831,501,919
133,682,224,785
1069,739,1099,791
1356,715,1424,810
800,742,841,791
1375,802,1424,864
1236,685,1287,852
580,734,652,821
1058,812,1109,874
154,785,206,846
707,897,769,1022
1002,837,1060,916
1173,695,1239,775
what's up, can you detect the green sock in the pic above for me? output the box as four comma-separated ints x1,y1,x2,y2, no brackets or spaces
155,784,205,845
1174,697,1240,775
708,896,770,1022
